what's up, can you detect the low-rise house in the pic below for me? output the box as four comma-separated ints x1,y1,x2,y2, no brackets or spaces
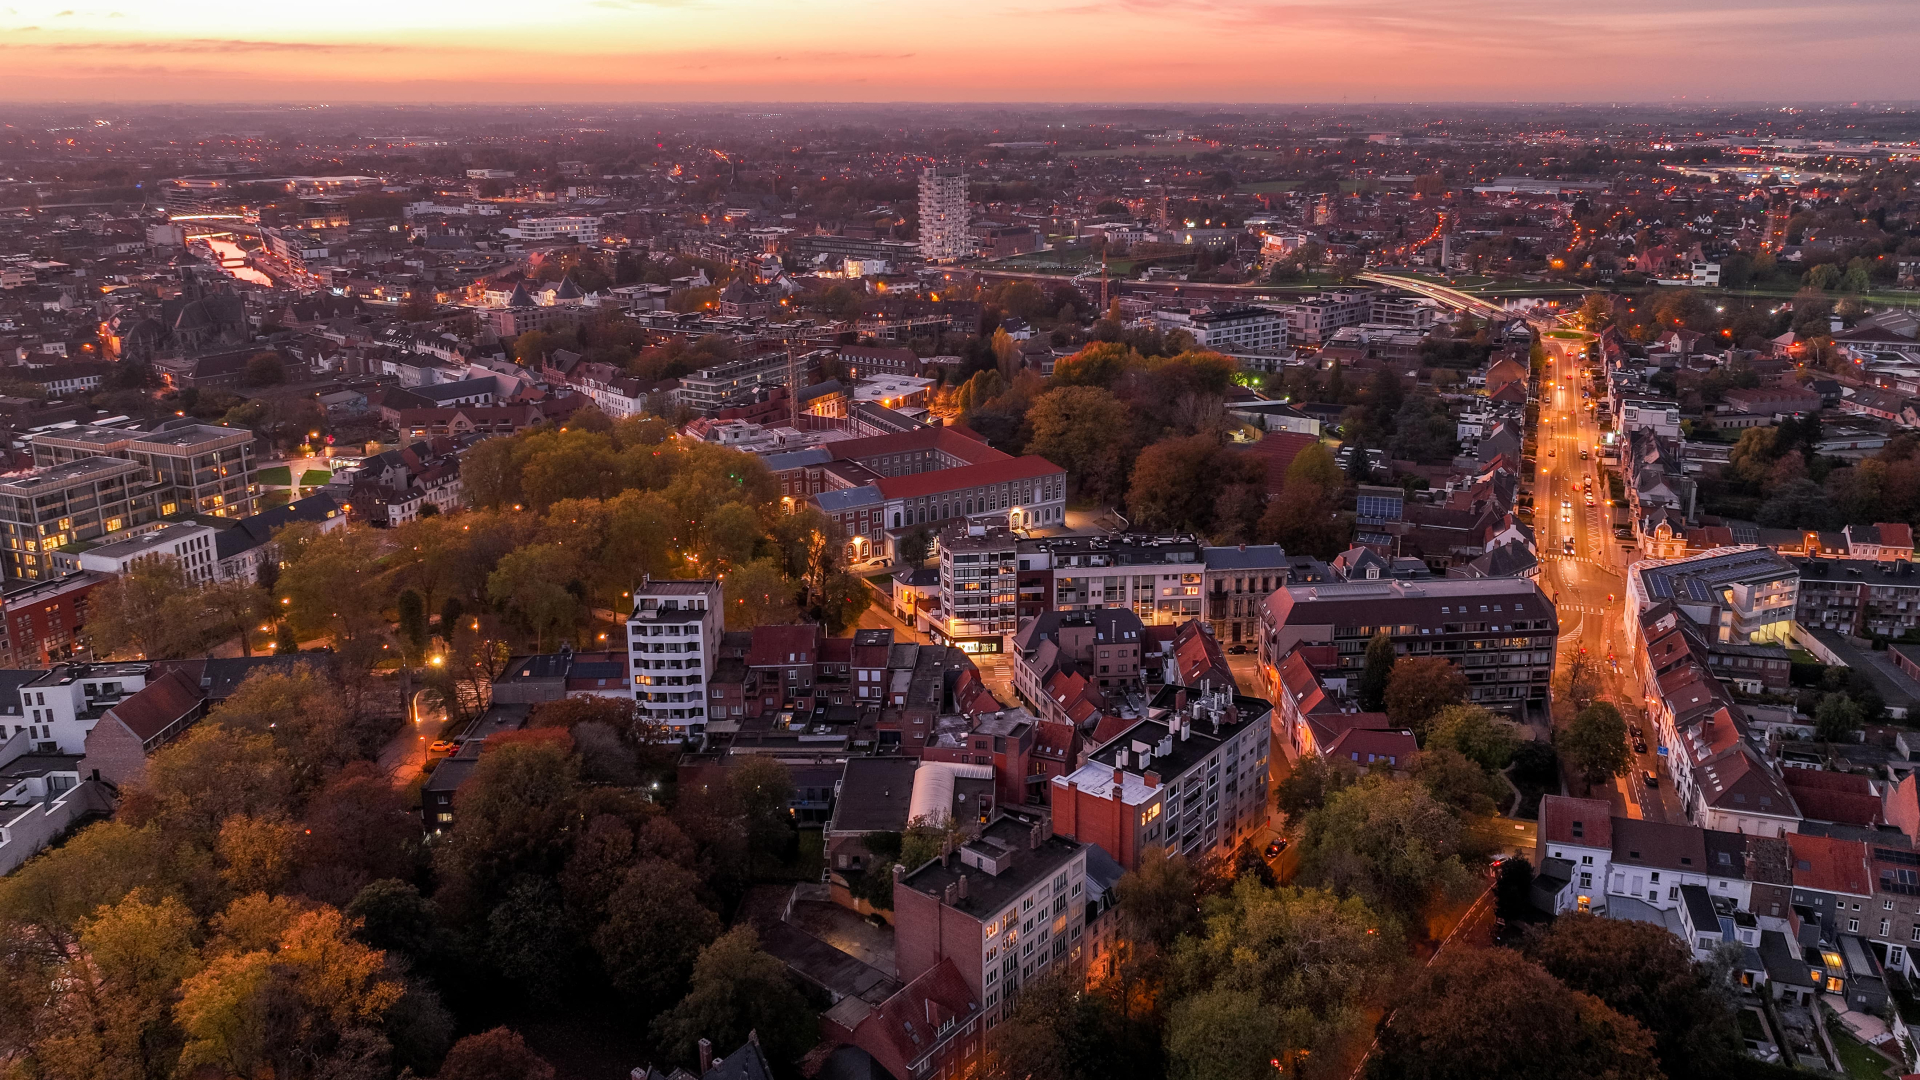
0,730,113,874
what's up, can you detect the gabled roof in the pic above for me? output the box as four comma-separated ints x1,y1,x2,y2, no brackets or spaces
1539,794,1613,849
856,958,979,1079
1788,832,1872,897
101,667,204,744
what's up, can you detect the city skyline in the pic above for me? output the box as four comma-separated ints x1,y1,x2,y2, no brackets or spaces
2,0,1918,104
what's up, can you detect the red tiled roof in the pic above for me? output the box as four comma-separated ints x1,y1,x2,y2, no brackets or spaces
831,426,1008,468
103,668,204,743
746,623,823,667
1539,795,1613,849
1325,727,1417,765
854,958,978,1080
873,456,1063,502
1787,832,1872,896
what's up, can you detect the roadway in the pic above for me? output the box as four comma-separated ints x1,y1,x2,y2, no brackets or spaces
1532,335,1684,823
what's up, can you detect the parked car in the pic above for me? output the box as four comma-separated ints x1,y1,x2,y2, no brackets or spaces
1266,838,1288,858
1633,740,1648,755
428,740,458,755
1643,770,1659,788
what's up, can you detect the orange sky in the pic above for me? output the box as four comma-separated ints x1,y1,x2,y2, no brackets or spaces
1,1,1915,102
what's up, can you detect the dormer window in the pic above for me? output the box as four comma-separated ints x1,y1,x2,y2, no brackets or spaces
1571,820,1584,839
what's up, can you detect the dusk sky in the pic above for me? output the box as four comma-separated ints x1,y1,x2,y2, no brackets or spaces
2,0,1918,104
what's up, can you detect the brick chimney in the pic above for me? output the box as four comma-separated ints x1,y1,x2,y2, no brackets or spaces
699,1039,713,1075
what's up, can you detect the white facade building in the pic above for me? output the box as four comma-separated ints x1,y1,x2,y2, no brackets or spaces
71,522,220,585
918,167,973,263
626,577,723,736
503,216,601,243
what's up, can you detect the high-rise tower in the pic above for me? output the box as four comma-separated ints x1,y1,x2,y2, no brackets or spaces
918,166,973,263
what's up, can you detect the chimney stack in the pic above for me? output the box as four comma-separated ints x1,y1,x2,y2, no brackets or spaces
958,874,970,899
944,882,959,906
699,1039,713,1076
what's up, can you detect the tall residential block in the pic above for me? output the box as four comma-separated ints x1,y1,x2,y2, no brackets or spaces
919,166,973,263
626,576,723,736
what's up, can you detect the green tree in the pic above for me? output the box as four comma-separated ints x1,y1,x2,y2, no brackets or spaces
1370,948,1660,1080
1166,880,1394,1074
1816,692,1864,743
731,756,796,874
431,735,579,920
1027,385,1132,503
652,927,817,1072
984,966,1146,1080
397,589,429,663
243,351,285,387
1274,753,1355,821
1116,846,1200,952
724,558,800,629
1557,702,1631,789
1164,989,1287,1080
486,543,583,651
1382,657,1467,737
594,860,722,1010
1425,704,1520,772
1356,631,1395,712
1296,773,1473,919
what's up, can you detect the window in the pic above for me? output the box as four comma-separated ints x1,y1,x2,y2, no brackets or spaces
1849,918,1861,933
1882,919,1892,937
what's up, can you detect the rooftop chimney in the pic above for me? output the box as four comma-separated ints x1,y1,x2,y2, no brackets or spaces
944,882,959,905
1174,689,1188,714
1144,770,1160,788
699,1039,713,1076
957,875,970,899
1112,766,1125,786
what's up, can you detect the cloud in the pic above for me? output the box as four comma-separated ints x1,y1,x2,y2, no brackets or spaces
8,37,399,53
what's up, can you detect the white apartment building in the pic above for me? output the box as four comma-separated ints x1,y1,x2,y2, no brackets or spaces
1149,305,1289,353
504,216,601,244
919,167,973,263
626,577,723,736
1283,290,1373,344
11,662,158,754
70,521,219,585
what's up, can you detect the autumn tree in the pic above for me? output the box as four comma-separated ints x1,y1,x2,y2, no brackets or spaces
1027,385,1133,504
594,859,722,1010
1526,914,1745,1079
1369,948,1660,1080
208,664,360,786
438,1028,555,1080
85,561,239,660
1382,657,1468,737
173,903,406,1080
985,965,1153,1080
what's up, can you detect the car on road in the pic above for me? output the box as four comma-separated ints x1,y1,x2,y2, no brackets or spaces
1228,644,1248,655
1562,499,1572,509
1563,537,1576,554
1548,448,1555,457
1580,449,1590,460
1642,770,1659,788
428,740,458,755
1633,740,1648,755
1266,839,1288,858
1629,724,1643,738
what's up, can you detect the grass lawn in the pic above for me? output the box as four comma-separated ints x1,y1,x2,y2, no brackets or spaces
258,491,291,510
1826,1017,1897,1080
297,469,332,488
257,465,292,486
